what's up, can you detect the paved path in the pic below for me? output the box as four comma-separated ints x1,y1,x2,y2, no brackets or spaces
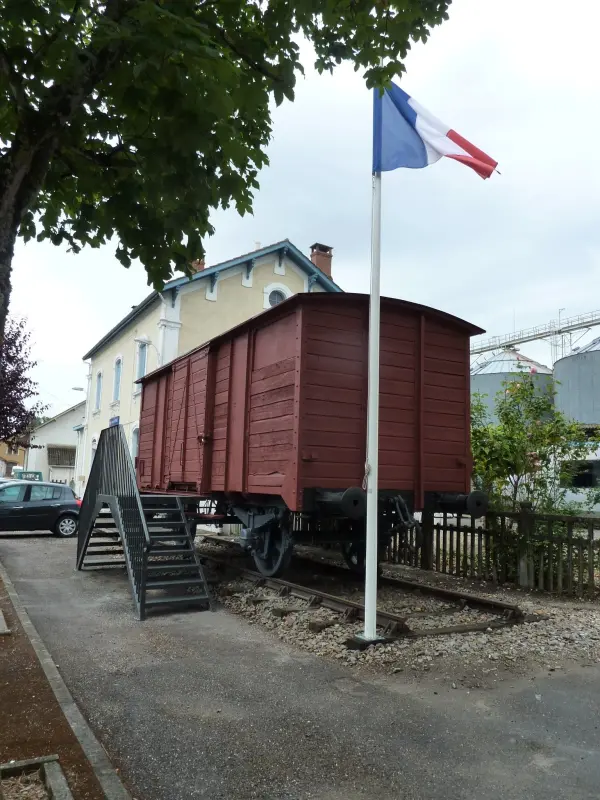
1,535,599,800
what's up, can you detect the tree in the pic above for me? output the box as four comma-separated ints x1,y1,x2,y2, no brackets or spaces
0,0,451,336
0,317,47,445
471,375,600,512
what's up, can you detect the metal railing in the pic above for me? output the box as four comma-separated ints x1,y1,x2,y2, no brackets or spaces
471,309,600,355
77,425,151,615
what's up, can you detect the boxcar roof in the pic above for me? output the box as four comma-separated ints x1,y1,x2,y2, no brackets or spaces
140,292,485,383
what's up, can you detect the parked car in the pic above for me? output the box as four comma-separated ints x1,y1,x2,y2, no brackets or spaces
0,481,81,536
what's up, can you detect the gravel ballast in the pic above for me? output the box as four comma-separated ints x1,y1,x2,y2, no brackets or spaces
199,539,600,687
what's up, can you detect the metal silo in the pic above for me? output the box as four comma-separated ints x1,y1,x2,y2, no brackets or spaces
471,348,553,423
554,337,600,424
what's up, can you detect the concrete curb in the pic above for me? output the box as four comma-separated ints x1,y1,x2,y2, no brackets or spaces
0,560,131,800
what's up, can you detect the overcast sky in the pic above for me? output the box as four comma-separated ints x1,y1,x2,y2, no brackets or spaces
11,0,600,414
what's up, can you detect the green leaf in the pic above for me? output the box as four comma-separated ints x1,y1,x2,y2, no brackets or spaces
0,0,452,331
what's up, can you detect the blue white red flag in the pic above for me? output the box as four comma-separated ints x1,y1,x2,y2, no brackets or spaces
373,83,497,179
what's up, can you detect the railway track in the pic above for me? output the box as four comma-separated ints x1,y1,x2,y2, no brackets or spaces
198,535,525,641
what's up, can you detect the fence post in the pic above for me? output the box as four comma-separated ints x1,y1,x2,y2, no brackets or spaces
420,509,434,571
518,502,534,589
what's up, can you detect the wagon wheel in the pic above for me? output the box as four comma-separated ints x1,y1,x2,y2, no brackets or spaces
340,541,366,573
340,541,384,575
252,522,293,577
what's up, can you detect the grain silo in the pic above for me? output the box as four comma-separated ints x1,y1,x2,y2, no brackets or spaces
554,337,600,424
471,348,553,423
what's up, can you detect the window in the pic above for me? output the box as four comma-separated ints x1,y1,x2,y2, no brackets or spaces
264,283,291,310
269,289,286,307
131,428,139,461
136,342,148,380
7,443,19,455
30,485,54,501
562,460,600,489
91,438,98,465
94,371,103,411
47,447,76,467
0,484,25,503
113,357,122,403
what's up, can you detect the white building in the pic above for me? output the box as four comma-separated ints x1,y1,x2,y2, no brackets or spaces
75,240,341,497
24,402,86,486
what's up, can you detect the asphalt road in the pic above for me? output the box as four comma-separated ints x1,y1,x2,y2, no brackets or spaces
1,534,599,800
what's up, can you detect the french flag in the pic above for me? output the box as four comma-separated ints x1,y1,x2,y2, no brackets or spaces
373,83,497,180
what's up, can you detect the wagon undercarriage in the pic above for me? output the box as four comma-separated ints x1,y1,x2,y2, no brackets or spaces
191,487,487,577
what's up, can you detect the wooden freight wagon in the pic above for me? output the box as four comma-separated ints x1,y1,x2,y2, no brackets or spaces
137,293,486,575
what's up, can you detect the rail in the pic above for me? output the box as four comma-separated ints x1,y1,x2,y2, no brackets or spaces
200,546,524,638
77,425,151,616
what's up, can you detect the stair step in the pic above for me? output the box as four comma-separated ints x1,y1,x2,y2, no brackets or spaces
146,520,186,528
84,548,124,556
82,559,126,568
146,578,206,589
148,547,192,556
144,595,209,607
87,536,122,543
146,560,197,571
148,533,188,540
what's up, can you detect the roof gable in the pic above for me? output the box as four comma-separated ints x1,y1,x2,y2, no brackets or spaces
83,239,342,360
33,401,86,431
165,239,341,294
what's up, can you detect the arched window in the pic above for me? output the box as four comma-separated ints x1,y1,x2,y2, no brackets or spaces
269,289,286,307
91,438,98,465
113,358,122,403
131,427,139,462
263,283,291,310
136,342,148,380
94,372,102,411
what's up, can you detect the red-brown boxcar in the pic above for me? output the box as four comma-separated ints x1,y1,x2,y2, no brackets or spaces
137,293,485,575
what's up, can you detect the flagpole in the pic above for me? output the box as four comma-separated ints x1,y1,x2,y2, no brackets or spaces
363,167,382,641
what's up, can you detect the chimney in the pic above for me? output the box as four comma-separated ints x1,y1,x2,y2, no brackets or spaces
310,243,333,278
190,258,206,273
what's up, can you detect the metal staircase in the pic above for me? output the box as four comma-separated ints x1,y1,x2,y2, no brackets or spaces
76,425,211,620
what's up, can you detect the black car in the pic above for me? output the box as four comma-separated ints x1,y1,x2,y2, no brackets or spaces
0,481,80,536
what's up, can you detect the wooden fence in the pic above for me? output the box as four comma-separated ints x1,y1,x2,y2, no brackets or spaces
383,508,600,597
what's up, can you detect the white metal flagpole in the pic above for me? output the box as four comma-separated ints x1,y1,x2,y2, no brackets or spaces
363,168,382,641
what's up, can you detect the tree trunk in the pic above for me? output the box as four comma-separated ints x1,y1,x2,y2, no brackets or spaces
0,135,59,339
0,213,18,340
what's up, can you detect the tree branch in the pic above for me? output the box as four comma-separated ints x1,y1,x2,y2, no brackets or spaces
75,142,137,168
204,22,283,83
0,41,29,112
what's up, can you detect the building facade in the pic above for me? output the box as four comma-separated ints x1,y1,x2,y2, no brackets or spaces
75,240,341,496
0,442,26,478
24,402,86,486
